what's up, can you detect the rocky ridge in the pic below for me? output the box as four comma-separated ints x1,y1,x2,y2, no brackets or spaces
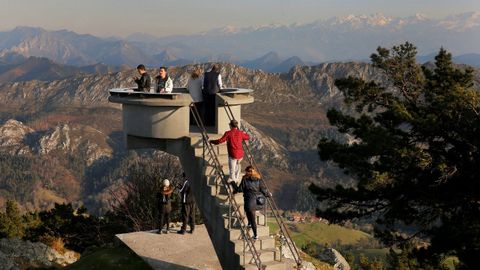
0,120,112,166
0,120,33,155
1,62,477,210
0,238,78,270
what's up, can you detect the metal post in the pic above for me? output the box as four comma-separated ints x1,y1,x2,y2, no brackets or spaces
228,201,232,230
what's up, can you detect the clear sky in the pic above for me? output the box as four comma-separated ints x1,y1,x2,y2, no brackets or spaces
1,0,479,37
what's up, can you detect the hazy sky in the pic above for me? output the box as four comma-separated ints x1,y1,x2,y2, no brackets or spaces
1,0,479,37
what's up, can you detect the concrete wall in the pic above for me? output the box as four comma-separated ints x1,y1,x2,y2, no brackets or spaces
122,105,190,139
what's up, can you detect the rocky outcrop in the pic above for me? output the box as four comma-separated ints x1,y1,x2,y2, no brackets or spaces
0,238,78,270
317,248,350,270
37,124,113,166
279,241,317,270
242,121,289,169
0,119,113,167
0,119,34,155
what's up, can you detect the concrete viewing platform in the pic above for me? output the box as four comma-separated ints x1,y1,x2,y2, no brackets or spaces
109,86,298,269
116,225,222,270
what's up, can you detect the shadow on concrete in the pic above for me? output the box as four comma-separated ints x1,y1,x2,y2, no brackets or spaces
141,256,197,270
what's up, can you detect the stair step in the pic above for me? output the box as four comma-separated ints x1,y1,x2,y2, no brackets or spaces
206,175,231,187
215,193,244,202
243,260,287,270
223,213,266,228
237,248,277,266
204,164,230,178
194,147,228,165
208,183,230,196
229,225,270,240
194,145,228,156
232,236,275,252
219,202,245,216
189,134,223,147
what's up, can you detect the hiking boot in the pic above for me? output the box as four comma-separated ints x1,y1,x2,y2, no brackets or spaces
252,235,258,240
178,230,186,235
188,229,194,234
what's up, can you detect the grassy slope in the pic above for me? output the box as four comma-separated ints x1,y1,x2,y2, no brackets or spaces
268,220,371,247
65,245,152,270
268,220,459,269
268,219,387,268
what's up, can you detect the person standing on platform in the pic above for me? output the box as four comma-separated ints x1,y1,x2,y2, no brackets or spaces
157,179,173,234
202,64,223,126
155,66,173,93
187,68,204,125
133,64,151,92
209,119,250,183
177,173,196,234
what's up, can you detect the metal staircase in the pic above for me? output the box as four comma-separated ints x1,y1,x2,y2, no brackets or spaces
223,102,303,267
188,103,302,269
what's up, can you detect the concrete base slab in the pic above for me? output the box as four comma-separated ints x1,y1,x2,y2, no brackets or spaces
116,225,222,270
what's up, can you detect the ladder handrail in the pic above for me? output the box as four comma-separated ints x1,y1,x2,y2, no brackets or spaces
223,101,303,267
189,103,263,269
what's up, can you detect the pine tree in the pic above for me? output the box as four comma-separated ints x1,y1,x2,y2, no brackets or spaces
0,200,25,238
311,42,480,269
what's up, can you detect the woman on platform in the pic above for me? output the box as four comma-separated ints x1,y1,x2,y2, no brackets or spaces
187,68,204,125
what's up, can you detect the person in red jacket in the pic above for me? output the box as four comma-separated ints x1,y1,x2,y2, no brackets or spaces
209,120,250,183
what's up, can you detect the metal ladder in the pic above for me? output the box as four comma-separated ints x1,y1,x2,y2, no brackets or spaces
223,101,303,268
189,103,263,269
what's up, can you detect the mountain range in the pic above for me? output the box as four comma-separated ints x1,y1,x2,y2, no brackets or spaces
1,12,479,71
0,60,391,211
0,54,479,212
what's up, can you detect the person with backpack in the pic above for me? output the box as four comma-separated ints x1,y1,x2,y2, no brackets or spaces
232,165,271,240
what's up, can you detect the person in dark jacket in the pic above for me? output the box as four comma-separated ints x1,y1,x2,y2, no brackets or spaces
157,179,173,234
202,64,223,126
133,64,151,92
232,165,271,240
177,173,196,234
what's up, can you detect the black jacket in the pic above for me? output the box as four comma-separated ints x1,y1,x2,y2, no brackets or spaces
157,188,173,213
179,180,195,204
134,72,151,92
234,176,270,210
203,71,220,94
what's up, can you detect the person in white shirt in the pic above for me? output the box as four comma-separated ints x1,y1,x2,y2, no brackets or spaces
187,68,204,125
187,68,203,102
155,66,173,93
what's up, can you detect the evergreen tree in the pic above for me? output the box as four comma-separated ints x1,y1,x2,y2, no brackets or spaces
0,200,25,238
311,42,480,269
359,254,385,270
